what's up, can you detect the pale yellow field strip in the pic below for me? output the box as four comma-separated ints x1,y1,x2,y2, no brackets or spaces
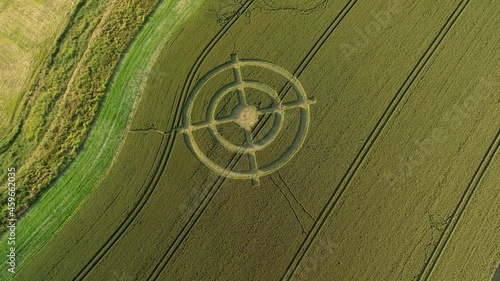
0,0,72,125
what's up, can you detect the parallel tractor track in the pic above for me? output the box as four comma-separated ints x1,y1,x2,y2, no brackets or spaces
148,0,361,279
72,1,256,280
282,0,471,279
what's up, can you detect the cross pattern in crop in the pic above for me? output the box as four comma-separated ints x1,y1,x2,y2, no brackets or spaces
179,54,316,185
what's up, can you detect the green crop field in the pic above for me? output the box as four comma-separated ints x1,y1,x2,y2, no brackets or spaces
1,0,499,280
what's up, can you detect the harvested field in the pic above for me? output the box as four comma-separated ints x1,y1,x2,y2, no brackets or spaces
0,0,72,131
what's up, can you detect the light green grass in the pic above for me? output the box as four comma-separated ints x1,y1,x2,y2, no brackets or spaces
0,0,158,230
0,0,199,278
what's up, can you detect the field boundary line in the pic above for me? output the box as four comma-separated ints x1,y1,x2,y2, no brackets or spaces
418,129,500,280
148,0,361,278
0,1,170,273
16,2,121,175
72,1,255,280
31,0,171,279
281,0,472,279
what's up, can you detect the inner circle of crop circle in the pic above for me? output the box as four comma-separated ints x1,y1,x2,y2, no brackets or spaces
236,106,258,129
206,80,285,153
180,54,316,185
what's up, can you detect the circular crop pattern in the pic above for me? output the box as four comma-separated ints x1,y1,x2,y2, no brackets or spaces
179,54,315,185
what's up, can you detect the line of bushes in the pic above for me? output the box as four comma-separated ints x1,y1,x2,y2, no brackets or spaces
0,0,160,231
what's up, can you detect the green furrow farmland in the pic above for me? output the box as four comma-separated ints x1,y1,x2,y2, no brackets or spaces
3,0,499,280
430,149,500,280
0,0,200,279
292,1,500,279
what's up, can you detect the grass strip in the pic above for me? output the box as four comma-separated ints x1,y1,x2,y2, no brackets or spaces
0,0,200,278
0,0,158,229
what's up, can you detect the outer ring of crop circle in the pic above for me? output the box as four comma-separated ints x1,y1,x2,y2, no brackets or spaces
181,56,314,180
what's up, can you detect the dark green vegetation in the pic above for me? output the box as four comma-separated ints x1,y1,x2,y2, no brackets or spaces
9,0,500,280
0,1,201,278
0,0,159,230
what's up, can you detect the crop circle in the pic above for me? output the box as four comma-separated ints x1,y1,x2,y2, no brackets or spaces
179,54,315,185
